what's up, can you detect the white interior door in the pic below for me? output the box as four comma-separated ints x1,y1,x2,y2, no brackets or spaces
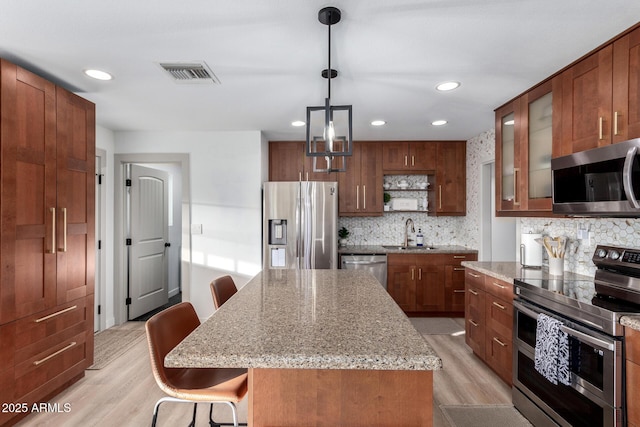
95,155,102,331
127,164,169,319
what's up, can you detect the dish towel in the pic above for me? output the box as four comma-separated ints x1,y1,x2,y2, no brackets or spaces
534,313,571,385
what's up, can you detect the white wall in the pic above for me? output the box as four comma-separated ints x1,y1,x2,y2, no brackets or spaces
114,131,268,319
95,125,116,328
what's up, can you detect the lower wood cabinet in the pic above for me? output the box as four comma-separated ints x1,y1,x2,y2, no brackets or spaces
387,252,477,315
626,326,640,427
464,268,514,385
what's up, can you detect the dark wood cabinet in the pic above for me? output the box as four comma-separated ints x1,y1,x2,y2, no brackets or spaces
382,141,436,172
464,268,514,385
495,79,560,216
268,141,336,182
0,59,95,426
338,142,383,216
388,252,475,315
387,254,417,312
464,269,485,358
627,326,640,427
559,25,640,155
435,141,466,215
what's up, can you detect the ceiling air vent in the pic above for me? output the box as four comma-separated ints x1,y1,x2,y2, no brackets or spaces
158,61,220,84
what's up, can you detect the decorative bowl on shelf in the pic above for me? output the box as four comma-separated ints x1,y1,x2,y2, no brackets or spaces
396,179,409,189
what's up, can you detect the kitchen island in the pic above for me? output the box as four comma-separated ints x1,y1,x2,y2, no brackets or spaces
165,269,441,426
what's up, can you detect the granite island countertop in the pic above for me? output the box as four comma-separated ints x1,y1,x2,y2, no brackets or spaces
461,261,640,332
338,244,477,255
165,269,442,371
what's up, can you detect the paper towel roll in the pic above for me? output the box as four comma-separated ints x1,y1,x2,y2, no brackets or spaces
521,233,542,268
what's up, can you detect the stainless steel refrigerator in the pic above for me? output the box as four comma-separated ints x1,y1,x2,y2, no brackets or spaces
263,181,338,269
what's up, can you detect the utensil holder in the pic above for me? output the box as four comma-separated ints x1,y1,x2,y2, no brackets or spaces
549,257,564,276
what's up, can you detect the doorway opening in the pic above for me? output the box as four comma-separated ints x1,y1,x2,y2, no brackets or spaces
480,161,516,261
114,153,191,326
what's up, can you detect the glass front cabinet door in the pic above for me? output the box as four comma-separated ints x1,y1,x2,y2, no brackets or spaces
495,78,559,215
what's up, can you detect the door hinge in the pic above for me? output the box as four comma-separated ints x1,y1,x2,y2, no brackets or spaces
126,238,132,246
96,174,103,185
125,297,132,305
125,179,132,187
98,240,102,250
98,305,101,315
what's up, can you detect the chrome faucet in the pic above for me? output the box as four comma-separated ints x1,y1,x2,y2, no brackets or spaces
404,218,415,247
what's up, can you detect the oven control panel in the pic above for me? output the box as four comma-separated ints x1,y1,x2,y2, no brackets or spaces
593,245,640,268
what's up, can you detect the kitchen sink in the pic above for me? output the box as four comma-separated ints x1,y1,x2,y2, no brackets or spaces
382,245,436,250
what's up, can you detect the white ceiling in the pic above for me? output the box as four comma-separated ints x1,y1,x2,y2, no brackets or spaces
1,1,639,141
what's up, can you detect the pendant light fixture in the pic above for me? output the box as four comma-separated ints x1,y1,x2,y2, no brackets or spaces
305,6,353,173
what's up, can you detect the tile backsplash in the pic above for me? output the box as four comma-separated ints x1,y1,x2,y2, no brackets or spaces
339,129,640,278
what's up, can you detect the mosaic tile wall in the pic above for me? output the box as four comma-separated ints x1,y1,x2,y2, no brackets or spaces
339,129,640,278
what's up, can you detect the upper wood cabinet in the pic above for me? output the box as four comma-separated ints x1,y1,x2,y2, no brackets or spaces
559,25,640,155
338,142,383,216
495,79,561,215
435,141,466,215
268,141,336,182
382,141,436,172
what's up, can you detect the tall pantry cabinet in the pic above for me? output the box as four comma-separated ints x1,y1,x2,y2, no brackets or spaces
0,59,95,426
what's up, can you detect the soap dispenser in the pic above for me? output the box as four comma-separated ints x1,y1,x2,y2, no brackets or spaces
416,228,424,247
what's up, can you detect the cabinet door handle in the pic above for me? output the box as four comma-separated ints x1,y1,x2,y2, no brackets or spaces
411,155,415,166
59,207,67,252
614,111,620,136
356,185,360,210
468,289,478,296
418,268,422,280
306,172,309,181
438,185,443,209
404,155,408,166
469,319,479,327
453,267,465,271
34,305,78,323
492,281,506,289
33,341,76,366
492,301,506,310
513,168,520,206
454,289,465,293
363,185,366,210
599,116,604,140
468,272,481,278
48,207,56,254
299,172,302,181
454,255,465,259
493,337,507,347
411,268,415,281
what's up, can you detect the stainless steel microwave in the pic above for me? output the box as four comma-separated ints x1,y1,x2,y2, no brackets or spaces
551,138,640,216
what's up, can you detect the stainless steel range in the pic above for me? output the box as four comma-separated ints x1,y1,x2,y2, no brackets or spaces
513,245,640,427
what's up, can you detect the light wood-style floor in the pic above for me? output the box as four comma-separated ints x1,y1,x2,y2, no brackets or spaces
15,318,511,427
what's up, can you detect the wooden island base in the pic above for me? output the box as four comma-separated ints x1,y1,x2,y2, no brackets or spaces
248,368,433,427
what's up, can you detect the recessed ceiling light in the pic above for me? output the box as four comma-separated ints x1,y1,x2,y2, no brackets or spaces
371,120,386,126
84,69,113,81
431,120,448,126
291,120,305,127
435,81,460,91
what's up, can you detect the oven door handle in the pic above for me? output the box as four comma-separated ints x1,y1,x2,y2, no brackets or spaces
560,325,615,352
515,300,615,352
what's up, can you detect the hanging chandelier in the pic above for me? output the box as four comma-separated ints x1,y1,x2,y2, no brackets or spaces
305,6,353,173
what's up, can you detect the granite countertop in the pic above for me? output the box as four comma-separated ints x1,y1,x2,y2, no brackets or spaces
461,261,640,332
459,261,593,283
338,244,477,255
165,269,442,371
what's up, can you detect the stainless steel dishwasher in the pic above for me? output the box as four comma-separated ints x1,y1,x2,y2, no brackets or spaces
340,254,387,289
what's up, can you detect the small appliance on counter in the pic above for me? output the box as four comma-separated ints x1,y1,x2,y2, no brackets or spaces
520,232,542,268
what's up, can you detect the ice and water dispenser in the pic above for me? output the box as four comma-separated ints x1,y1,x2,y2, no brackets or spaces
267,219,287,268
